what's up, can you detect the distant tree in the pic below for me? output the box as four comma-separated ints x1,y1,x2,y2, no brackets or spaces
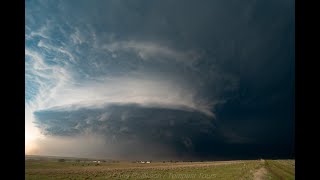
58,159,65,162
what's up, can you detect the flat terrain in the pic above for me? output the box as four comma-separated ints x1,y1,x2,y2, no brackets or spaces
25,159,294,180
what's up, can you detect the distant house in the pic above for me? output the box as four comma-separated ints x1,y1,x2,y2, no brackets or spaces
140,161,145,164
146,161,151,164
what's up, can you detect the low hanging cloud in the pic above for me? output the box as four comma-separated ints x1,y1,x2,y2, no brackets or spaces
34,103,217,159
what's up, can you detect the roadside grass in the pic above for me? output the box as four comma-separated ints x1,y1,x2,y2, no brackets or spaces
25,159,294,180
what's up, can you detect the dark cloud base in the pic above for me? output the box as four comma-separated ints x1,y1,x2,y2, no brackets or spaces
34,103,293,160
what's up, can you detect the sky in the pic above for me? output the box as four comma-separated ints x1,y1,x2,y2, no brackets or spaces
25,0,295,160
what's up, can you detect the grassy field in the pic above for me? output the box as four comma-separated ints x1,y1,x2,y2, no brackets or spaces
25,159,294,180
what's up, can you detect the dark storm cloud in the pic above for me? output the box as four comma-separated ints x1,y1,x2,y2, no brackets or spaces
34,103,219,159
34,102,292,160
27,0,294,159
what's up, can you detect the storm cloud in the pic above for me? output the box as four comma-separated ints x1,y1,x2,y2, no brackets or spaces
26,0,294,160
34,103,217,159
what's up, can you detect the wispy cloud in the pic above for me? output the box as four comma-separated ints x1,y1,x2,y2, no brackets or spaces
102,40,203,65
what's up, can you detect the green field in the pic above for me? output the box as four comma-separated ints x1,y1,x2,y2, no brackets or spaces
25,159,294,180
